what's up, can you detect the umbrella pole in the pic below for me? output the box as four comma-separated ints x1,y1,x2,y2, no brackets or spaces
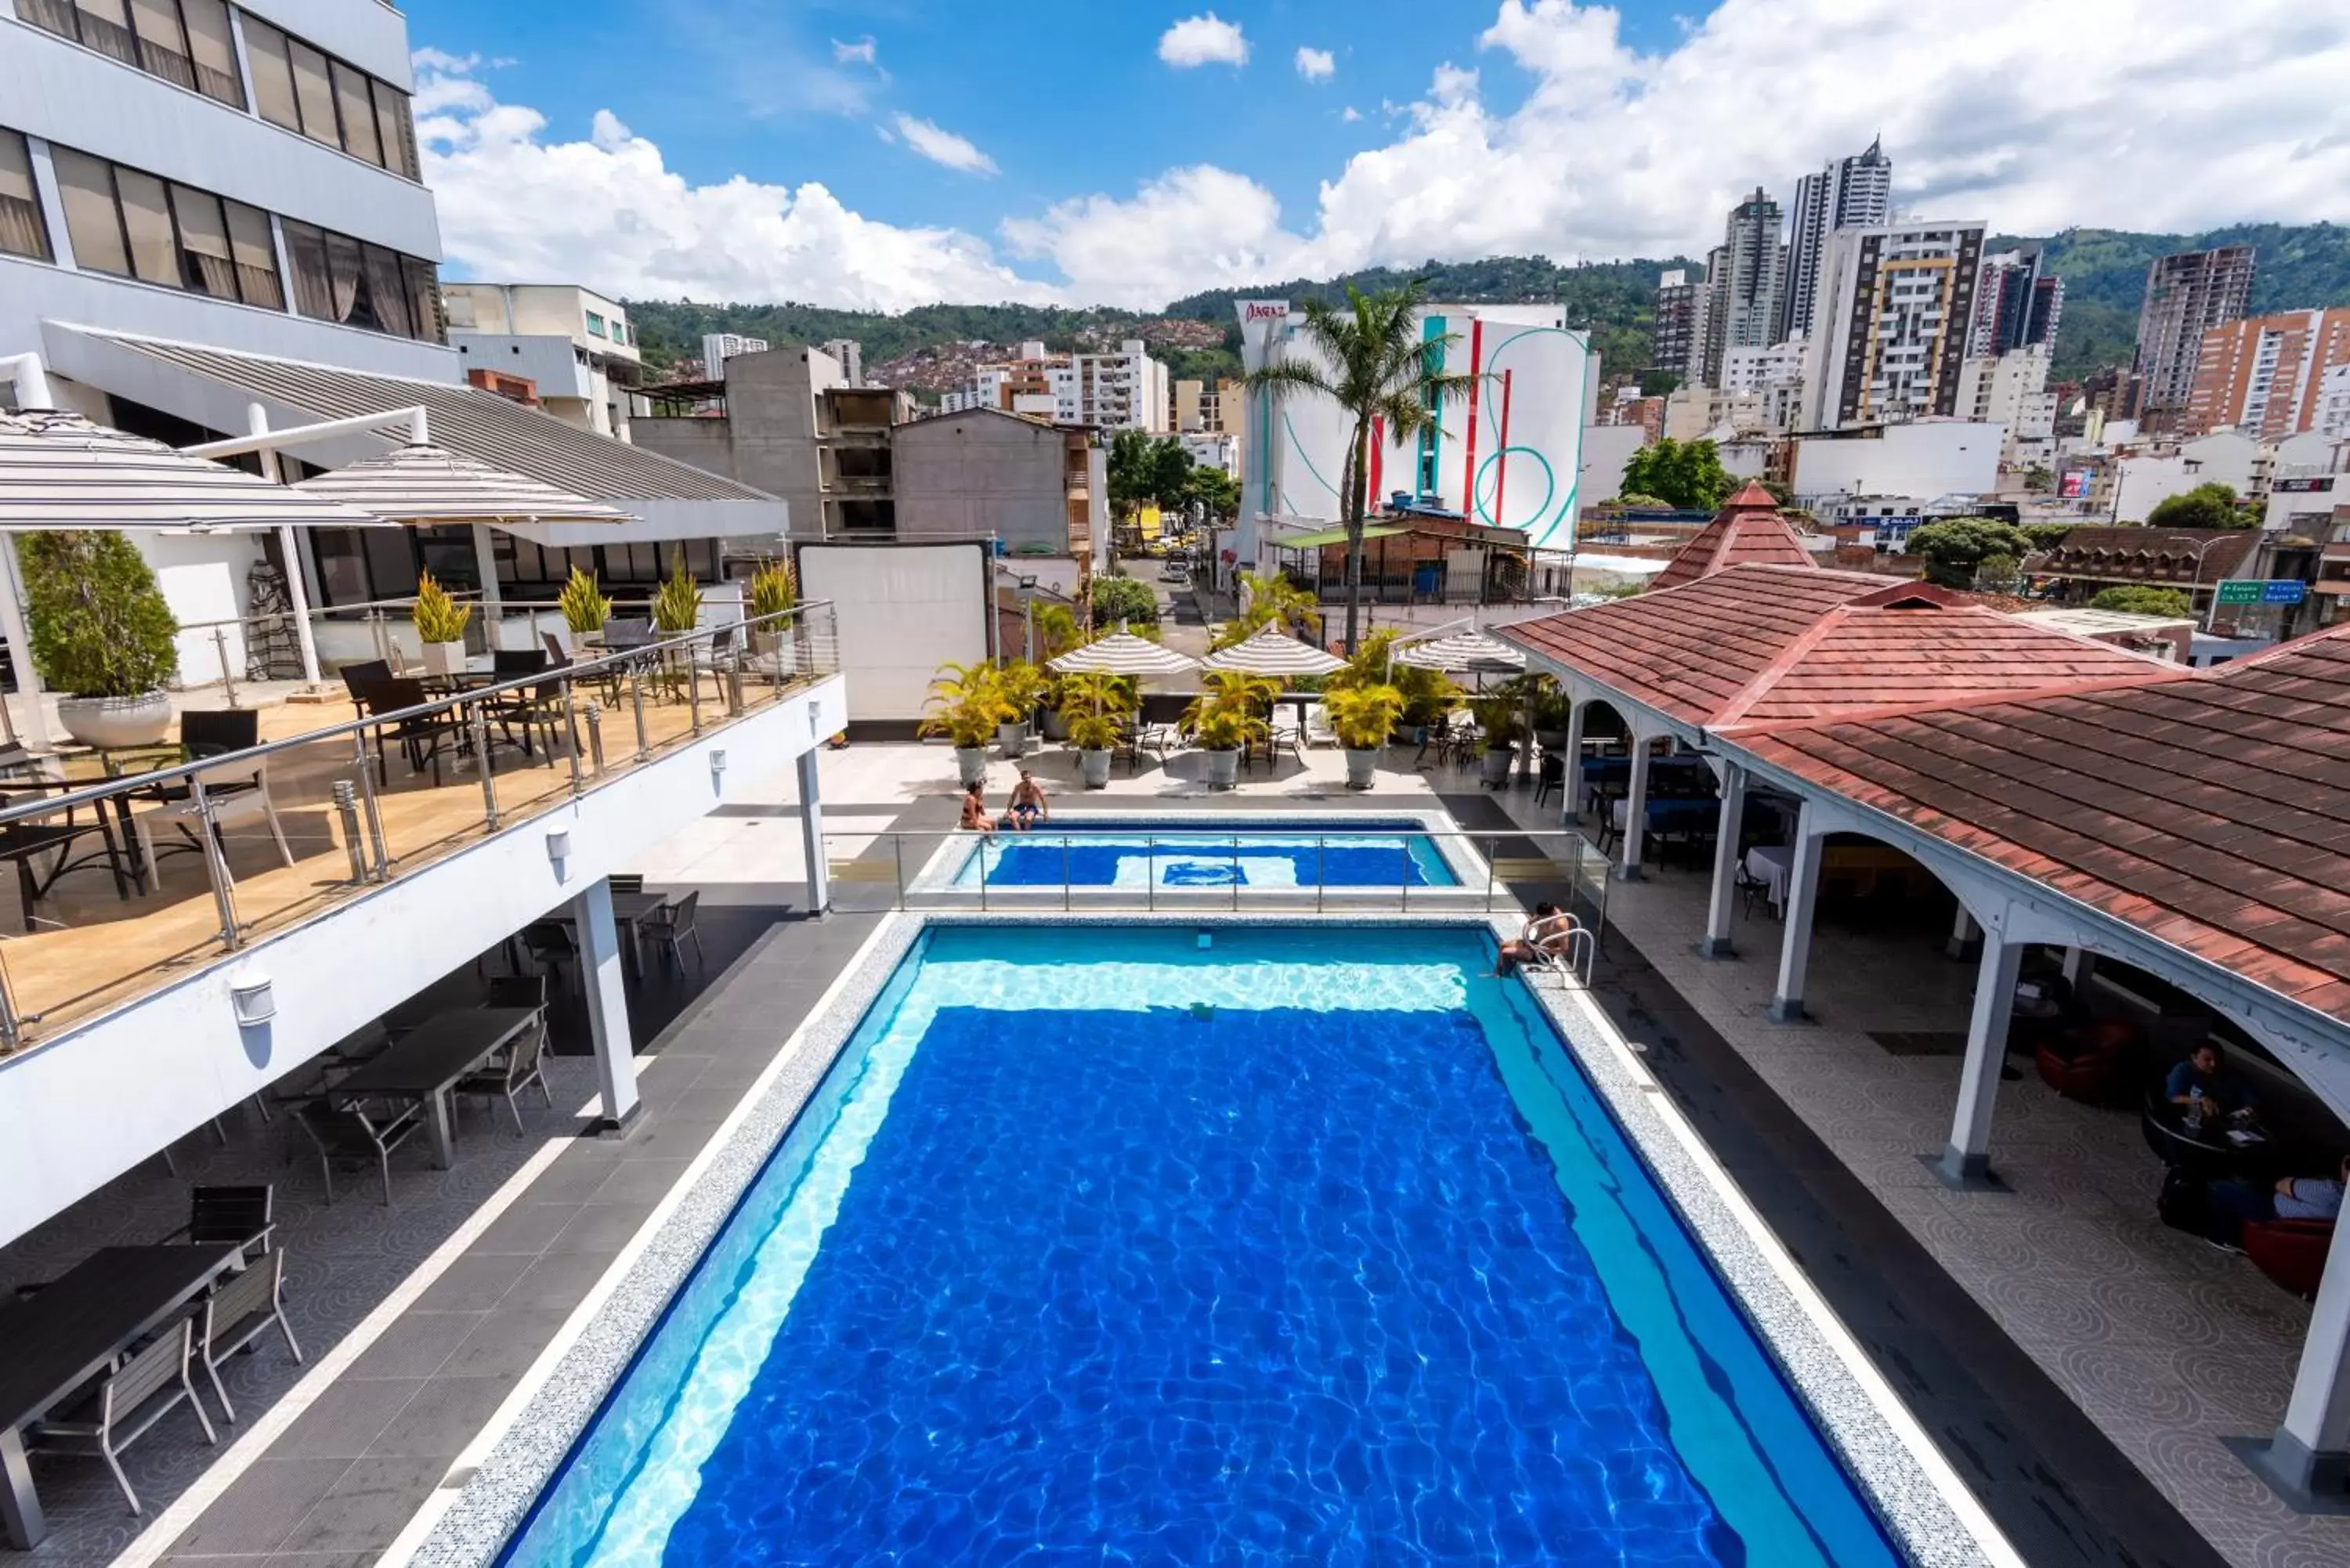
0,539,49,750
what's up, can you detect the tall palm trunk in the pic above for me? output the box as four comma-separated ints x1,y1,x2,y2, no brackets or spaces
1341,418,1369,655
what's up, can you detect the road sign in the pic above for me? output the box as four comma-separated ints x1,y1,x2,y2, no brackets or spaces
2214,579,2305,606
2263,580,2307,605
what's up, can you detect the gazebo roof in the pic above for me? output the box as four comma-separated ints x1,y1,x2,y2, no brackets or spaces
1647,482,1817,592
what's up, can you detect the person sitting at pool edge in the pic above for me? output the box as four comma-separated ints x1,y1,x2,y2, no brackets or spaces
1008,768,1049,830
958,780,996,836
1496,903,1576,976
2167,1042,2258,1124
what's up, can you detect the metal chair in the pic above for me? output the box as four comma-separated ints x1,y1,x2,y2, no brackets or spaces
337,659,392,720
454,1018,551,1134
196,1249,302,1421
132,710,295,887
638,890,703,970
522,919,580,990
159,1183,276,1261
27,1319,215,1515
295,1100,422,1205
352,677,465,786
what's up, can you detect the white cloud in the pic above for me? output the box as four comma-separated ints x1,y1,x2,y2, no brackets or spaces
831,37,877,65
893,114,1000,175
1296,46,1336,81
1158,13,1249,68
1341,105,1363,123
416,56,1052,312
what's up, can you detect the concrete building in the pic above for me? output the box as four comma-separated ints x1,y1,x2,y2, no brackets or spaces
1654,266,1707,384
819,338,863,387
445,283,640,438
1799,219,1987,430
1955,345,2053,466
1,0,450,392
2319,363,2350,439
2184,307,2350,440
701,331,768,377
1714,187,1788,375
1781,136,1893,344
1789,421,2002,504
894,406,1105,558
1719,339,1806,431
1969,247,2063,359
1057,338,1169,432
634,344,850,542
1177,430,1236,474
2128,244,2255,433
2108,428,2262,522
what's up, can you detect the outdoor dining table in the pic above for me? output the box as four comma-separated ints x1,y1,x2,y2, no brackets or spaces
550,891,671,974
330,1006,542,1169
0,1242,242,1548
1746,843,1795,915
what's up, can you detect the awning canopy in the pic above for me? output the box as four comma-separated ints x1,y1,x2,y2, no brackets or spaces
294,441,634,526
1270,524,1408,550
0,410,392,532
1203,625,1347,677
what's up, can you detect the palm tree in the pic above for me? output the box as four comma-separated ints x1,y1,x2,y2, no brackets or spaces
1213,569,1324,650
1245,280,1477,653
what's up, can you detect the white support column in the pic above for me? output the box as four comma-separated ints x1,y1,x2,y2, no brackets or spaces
571,877,639,1132
1933,927,2023,1190
797,748,830,916
1559,699,1587,825
1700,762,1746,959
1617,732,1654,881
1945,903,1983,962
472,524,504,638
2248,1225,2350,1505
0,538,49,750
1768,804,1824,1023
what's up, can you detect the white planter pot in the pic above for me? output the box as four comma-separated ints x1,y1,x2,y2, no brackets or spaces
1079,747,1113,788
1343,747,1380,790
997,721,1028,758
954,746,989,786
1040,707,1072,742
56,690,172,750
1202,747,1241,790
421,640,468,677
1480,744,1516,786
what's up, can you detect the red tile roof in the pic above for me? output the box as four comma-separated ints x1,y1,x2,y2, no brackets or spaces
1649,485,1818,591
1499,564,2171,728
1727,627,2350,1023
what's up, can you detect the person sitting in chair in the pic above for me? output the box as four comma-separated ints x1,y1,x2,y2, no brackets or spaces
2167,1043,2258,1125
2204,1153,2348,1246
1495,903,1577,976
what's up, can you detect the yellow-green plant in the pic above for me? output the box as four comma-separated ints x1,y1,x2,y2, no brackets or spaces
1185,705,1268,752
1180,669,1278,747
1065,710,1123,751
994,659,1050,720
1325,628,1459,724
1035,603,1084,658
412,570,472,644
1054,670,1136,718
1322,683,1405,750
918,661,1013,748
557,565,611,634
651,551,703,634
747,558,796,620
1213,569,1324,650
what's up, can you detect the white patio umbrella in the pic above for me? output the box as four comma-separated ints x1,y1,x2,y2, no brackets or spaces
1394,628,1527,674
1047,623,1201,678
292,441,634,526
1203,623,1347,678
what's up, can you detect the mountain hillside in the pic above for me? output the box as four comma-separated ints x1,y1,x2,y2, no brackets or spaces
624,223,2350,394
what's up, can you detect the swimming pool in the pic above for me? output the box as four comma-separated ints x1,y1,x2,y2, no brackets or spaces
501,924,1907,1566
953,815,1462,890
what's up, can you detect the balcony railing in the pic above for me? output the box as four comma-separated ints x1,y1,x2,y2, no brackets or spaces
0,602,839,1049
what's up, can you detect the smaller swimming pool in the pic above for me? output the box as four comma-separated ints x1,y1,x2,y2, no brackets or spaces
954,815,1461,889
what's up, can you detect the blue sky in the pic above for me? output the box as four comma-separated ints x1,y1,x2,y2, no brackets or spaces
401,2,2350,312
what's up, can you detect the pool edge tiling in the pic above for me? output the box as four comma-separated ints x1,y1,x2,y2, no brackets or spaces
400,914,2016,1568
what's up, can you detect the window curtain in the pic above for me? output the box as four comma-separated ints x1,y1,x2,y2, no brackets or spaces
179,0,241,107
128,0,194,92
113,167,179,286
331,63,383,166
324,229,365,326
403,257,442,344
224,202,281,308
282,220,335,320
0,135,47,261
360,243,410,337
169,186,237,298
244,21,302,131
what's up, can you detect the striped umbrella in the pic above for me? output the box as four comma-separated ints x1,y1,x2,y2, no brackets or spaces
1204,623,1346,677
0,409,392,531
295,441,634,525
1395,628,1527,673
1047,624,1201,677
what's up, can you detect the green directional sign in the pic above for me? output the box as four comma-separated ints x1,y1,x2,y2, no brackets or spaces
2215,580,2265,605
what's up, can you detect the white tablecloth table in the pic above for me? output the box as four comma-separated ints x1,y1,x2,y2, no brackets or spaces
1745,844,1794,913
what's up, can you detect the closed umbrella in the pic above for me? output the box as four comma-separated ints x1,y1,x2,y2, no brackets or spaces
292,441,634,526
1203,624,1346,677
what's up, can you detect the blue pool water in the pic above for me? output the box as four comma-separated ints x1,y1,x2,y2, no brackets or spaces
507,927,1900,1567
960,816,1459,888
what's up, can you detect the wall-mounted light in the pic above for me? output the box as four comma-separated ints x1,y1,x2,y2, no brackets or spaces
709,749,728,775
228,965,275,1026
546,827,572,863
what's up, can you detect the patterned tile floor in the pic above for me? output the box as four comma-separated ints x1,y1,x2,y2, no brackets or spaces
1468,778,2348,1568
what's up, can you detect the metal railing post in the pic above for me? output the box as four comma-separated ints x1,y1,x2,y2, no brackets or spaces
1147,836,1156,914
629,667,650,760
0,954,23,1050
726,657,745,717
331,780,367,883
562,680,584,797
191,778,242,950
893,834,905,912
472,703,499,830
1230,833,1239,912
688,640,704,734
584,700,606,775
350,730,389,878
1486,836,1497,913
1316,836,1325,916
1400,829,1410,913
978,836,989,913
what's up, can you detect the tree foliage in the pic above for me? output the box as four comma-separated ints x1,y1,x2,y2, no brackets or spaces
2089,586,2193,617
1184,465,1240,518
1106,431,1194,517
2142,482,2253,530
2017,522,2075,551
1087,574,1159,628
1618,439,1734,512
18,531,179,698
1907,518,2035,589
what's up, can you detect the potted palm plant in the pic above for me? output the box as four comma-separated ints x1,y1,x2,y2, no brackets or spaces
411,569,472,678
19,531,179,748
1470,692,1522,786
651,552,703,635
746,558,796,667
1054,671,1130,782
919,661,1010,786
992,659,1048,757
1065,710,1123,789
556,564,610,654
1530,679,1571,754
1322,682,1405,790
1180,670,1274,791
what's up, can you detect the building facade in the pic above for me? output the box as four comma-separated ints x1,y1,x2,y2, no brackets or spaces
1969,247,2063,359
444,282,640,438
1954,343,2053,465
700,331,768,378
1,0,451,393
818,338,862,387
1054,338,1169,432
1780,136,1893,344
1715,187,1788,374
894,406,1104,558
2182,307,2350,441
1653,267,1705,385
2128,244,2255,432
1799,219,1987,430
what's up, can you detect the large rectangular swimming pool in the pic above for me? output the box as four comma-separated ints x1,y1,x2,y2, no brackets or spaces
504,925,1901,1566
954,816,1460,889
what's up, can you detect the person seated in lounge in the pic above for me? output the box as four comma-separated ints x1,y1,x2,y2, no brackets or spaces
1495,903,1577,976
2204,1154,2348,1246
1007,768,1049,830
2167,1043,2258,1125
958,781,996,836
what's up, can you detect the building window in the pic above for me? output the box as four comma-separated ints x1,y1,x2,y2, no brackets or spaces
238,13,419,179
16,0,244,107
0,132,50,262
585,311,607,339
280,219,442,343
46,144,284,306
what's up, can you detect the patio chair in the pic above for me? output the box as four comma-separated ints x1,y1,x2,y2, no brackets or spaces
352,677,465,786
2243,1217,2334,1299
295,1100,423,1206
488,671,569,763
454,1016,551,1134
492,648,550,679
541,630,570,667
27,1318,215,1515
1533,751,1564,808
132,710,295,887
638,890,704,971
0,777,139,906
196,1248,302,1421
1301,704,1340,751
158,1183,275,1261
338,659,392,720
522,919,580,988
